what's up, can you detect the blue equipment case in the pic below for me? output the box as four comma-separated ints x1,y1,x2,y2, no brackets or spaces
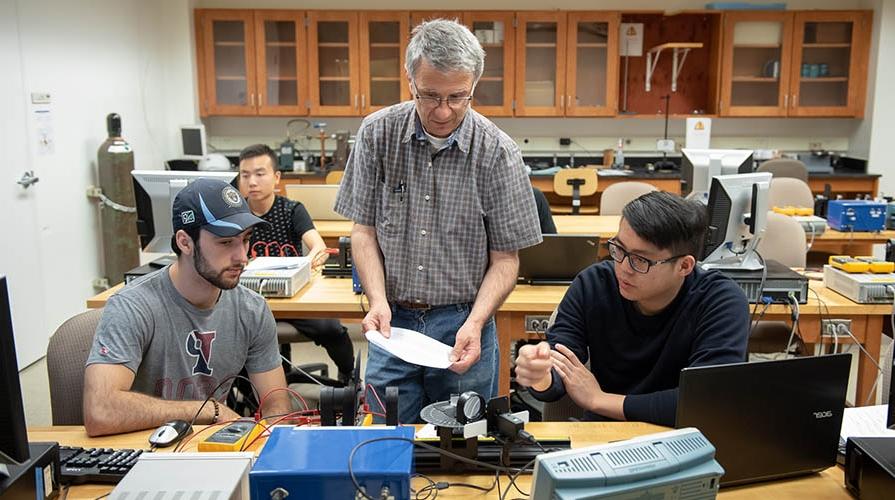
250,426,414,500
826,200,886,232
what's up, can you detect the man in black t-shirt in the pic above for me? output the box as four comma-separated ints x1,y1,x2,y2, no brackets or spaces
514,192,749,426
238,144,354,383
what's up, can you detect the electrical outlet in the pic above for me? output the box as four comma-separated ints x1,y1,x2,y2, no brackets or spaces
525,315,551,334
821,319,852,337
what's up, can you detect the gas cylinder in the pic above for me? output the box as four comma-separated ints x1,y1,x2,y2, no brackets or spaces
97,113,139,286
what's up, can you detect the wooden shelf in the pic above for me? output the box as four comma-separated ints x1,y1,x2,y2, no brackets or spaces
319,76,351,81
318,42,350,48
577,42,608,48
479,76,504,82
370,43,400,48
803,43,851,48
370,77,401,82
526,43,557,48
732,76,779,82
216,75,247,81
648,42,703,53
266,42,296,47
267,76,298,81
214,41,245,47
800,77,849,82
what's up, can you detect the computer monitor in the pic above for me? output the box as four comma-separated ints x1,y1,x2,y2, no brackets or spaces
0,276,29,479
701,172,772,271
681,148,755,202
132,170,238,253
180,125,207,160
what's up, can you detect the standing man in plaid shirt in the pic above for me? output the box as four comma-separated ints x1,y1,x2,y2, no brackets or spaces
335,19,542,423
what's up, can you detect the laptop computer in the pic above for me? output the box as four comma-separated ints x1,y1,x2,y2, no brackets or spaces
517,234,599,285
676,353,850,487
284,184,346,221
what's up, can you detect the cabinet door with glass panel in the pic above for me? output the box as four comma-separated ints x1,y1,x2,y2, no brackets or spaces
462,12,515,117
359,12,410,114
565,12,619,116
789,11,871,117
308,12,360,116
254,10,308,116
197,10,257,116
515,12,567,116
720,11,793,117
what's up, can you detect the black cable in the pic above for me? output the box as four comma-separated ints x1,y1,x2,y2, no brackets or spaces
348,437,535,500
175,374,260,452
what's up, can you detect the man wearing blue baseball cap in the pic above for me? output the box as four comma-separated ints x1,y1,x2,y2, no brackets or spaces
84,178,292,436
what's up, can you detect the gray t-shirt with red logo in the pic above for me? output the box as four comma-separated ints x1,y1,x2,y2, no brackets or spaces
86,266,280,402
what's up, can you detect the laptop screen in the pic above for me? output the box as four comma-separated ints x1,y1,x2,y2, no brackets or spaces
518,235,599,285
676,354,850,487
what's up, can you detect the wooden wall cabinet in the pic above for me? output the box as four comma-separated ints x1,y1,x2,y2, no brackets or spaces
196,9,308,116
720,11,793,116
720,10,871,117
307,12,359,116
789,10,871,117
464,11,516,116
565,12,620,116
515,12,568,116
360,12,410,114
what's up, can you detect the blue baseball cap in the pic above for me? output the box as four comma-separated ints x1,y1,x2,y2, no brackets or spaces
172,178,270,237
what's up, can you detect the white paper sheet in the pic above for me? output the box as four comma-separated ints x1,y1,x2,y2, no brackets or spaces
365,327,454,369
838,404,895,453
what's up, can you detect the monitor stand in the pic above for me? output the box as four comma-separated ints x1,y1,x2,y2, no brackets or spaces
701,251,764,271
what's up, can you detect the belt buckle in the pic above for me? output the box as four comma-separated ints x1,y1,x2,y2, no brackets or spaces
401,300,430,310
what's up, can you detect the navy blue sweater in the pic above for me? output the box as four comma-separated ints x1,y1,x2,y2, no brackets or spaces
530,261,749,426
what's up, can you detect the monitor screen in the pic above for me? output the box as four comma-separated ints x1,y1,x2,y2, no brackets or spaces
701,172,772,271
132,170,238,253
180,125,207,159
0,275,29,469
681,149,754,201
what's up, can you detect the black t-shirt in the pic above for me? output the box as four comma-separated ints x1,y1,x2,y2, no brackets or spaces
248,195,315,257
531,260,749,426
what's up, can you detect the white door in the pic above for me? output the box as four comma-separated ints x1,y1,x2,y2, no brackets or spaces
0,2,51,368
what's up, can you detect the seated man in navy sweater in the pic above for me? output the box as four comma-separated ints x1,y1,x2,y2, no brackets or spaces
514,191,749,426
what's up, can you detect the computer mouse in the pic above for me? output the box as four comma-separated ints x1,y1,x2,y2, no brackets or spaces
148,419,193,448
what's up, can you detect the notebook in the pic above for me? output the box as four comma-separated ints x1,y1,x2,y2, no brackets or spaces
676,354,850,487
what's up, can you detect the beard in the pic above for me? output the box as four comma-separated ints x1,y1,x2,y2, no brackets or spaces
193,242,243,290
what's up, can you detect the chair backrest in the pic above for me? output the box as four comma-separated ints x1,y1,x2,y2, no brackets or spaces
756,211,807,267
768,177,815,209
325,170,344,185
553,168,598,197
599,181,658,215
46,309,103,425
756,159,809,182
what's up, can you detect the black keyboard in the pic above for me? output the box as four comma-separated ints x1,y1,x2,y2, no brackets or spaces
59,446,146,484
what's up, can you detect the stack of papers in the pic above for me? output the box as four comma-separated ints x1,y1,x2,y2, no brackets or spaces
246,256,309,271
838,405,895,454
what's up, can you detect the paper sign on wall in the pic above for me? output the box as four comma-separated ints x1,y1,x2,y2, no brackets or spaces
686,118,712,149
619,23,643,56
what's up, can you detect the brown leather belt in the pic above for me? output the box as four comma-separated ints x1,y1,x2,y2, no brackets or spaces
395,300,432,310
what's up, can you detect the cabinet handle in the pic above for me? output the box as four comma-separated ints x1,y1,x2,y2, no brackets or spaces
784,94,789,108
355,94,359,110
250,93,255,107
361,94,365,109
259,93,263,106
793,94,798,107
560,94,564,109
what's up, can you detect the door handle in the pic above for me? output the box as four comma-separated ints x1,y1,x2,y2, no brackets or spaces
17,171,39,189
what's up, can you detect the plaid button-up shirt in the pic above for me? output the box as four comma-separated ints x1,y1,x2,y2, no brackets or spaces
335,101,542,306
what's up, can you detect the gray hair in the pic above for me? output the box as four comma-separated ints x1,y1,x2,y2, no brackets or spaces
405,19,485,83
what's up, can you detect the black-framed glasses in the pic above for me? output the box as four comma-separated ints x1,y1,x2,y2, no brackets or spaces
606,238,685,274
411,82,474,110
